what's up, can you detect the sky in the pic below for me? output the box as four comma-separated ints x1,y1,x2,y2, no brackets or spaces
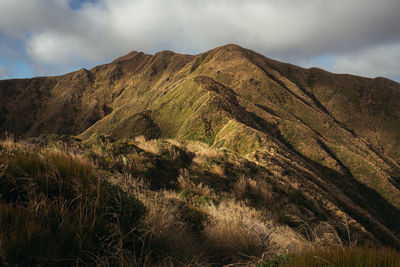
0,0,399,81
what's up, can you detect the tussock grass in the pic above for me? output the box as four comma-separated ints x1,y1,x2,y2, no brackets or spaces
209,163,225,177
127,183,207,265
0,133,29,152
203,199,272,262
192,154,207,166
233,176,273,206
136,136,160,155
0,147,146,266
186,140,218,158
0,134,397,266
202,199,305,263
178,168,215,200
279,247,400,267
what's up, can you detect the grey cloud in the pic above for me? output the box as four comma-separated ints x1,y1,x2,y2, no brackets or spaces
329,42,400,80
0,0,399,80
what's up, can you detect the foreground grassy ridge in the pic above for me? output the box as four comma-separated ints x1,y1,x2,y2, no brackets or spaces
286,247,400,267
257,247,400,267
0,134,398,266
0,146,145,265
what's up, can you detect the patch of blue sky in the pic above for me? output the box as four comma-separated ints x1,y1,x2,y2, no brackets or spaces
0,34,34,79
68,0,98,10
298,55,335,71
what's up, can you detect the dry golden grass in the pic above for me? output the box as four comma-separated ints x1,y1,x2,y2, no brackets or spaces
203,199,308,263
192,154,207,166
136,137,160,155
233,176,247,198
203,199,272,261
134,135,147,143
233,177,273,204
1,135,394,266
178,169,215,199
111,175,205,264
134,190,206,265
290,216,346,249
0,134,29,152
166,138,182,148
122,172,309,264
209,163,224,177
39,147,97,178
144,192,184,234
0,147,146,266
281,247,400,267
186,141,219,158
268,224,311,255
164,142,182,161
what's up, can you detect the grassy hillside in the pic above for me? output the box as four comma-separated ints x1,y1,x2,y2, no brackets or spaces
2,134,399,266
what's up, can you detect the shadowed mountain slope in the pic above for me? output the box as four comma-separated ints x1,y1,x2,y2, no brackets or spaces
1,44,400,248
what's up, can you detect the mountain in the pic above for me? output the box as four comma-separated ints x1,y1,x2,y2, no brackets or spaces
1,44,400,252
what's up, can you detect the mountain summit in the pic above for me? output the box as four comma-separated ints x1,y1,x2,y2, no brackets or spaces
1,44,400,249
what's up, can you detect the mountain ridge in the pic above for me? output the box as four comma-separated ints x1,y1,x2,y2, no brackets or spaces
1,44,400,248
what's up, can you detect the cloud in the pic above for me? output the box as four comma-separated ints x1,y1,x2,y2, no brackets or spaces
330,43,400,80
0,0,400,80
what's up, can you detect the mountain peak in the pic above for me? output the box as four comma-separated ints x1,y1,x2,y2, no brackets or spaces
154,50,176,56
206,44,249,57
214,43,245,51
112,50,143,63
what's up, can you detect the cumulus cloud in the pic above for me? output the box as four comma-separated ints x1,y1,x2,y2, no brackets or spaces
0,0,399,80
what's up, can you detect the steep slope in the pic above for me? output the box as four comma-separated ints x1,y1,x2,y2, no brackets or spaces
1,44,400,248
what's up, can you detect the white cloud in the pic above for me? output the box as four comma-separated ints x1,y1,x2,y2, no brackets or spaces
0,0,399,79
